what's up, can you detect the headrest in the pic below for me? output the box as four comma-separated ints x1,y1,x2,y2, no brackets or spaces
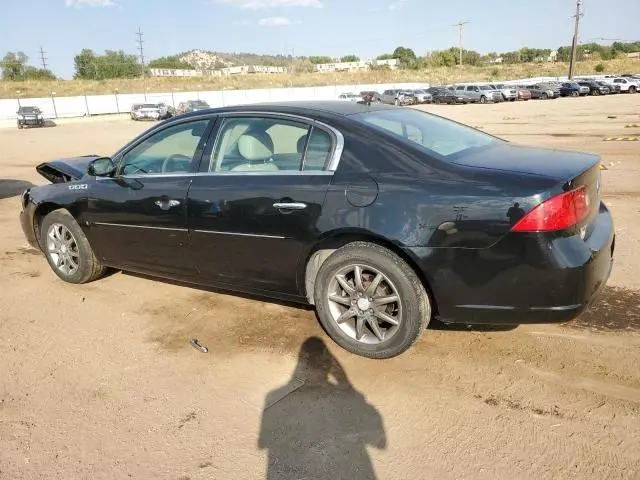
238,131,273,161
297,135,307,154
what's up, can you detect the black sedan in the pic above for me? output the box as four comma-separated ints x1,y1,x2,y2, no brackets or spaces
577,81,610,96
426,87,469,104
19,102,614,358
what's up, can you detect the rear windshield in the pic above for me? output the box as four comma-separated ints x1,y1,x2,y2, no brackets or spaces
353,108,500,159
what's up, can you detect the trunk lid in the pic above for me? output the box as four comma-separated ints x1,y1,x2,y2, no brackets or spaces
452,144,600,182
36,155,100,183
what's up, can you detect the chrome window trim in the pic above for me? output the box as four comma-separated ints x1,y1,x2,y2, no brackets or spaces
209,111,345,173
95,170,333,181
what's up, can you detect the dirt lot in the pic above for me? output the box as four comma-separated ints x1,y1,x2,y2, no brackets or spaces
1,95,639,480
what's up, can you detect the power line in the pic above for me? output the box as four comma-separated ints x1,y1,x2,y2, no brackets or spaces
568,0,583,79
452,21,470,66
39,46,48,71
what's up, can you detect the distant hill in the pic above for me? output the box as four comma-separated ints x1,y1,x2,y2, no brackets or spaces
177,49,301,69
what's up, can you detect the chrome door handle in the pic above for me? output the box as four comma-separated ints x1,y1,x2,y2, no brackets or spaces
273,202,307,210
154,199,181,210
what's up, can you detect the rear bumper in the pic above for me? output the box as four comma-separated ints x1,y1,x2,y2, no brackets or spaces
406,203,615,325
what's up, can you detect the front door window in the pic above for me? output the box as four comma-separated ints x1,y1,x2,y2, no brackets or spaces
120,119,210,176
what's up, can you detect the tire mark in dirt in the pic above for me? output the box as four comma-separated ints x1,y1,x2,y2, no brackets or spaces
567,286,640,332
527,366,640,404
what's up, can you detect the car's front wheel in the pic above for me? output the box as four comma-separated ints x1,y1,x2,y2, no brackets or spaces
630,86,637,94
40,209,107,284
314,242,431,359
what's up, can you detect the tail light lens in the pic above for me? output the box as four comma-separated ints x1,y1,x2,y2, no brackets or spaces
511,186,590,232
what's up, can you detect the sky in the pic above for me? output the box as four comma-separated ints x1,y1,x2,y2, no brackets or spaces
1,0,638,79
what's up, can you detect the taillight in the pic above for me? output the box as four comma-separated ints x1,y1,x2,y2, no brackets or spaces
511,186,590,232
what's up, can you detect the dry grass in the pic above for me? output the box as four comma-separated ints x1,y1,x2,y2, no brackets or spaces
2,59,638,99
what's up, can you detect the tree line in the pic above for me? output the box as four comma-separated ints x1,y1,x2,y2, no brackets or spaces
2,41,639,81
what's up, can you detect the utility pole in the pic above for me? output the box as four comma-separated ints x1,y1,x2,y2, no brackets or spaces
136,26,146,96
453,21,470,66
39,46,48,71
568,0,583,79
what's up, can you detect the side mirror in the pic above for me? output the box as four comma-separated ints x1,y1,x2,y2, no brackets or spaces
88,157,116,177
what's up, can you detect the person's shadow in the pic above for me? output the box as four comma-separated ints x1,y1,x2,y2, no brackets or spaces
258,337,386,480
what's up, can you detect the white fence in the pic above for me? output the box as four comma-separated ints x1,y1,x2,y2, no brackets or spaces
0,82,431,120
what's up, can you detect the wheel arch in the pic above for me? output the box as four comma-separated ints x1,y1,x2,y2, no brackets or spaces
301,230,438,315
32,202,66,249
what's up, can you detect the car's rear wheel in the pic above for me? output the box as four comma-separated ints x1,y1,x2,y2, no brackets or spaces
314,242,431,359
40,209,107,284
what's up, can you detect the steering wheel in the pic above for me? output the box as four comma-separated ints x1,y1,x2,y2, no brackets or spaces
161,154,192,173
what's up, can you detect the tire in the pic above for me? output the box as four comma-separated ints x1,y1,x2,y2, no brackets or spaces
630,86,637,94
479,95,487,104
17,123,23,129
40,209,107,284
542,93,548,100
394,98,399,106
313,242,431,359
571,91,579,97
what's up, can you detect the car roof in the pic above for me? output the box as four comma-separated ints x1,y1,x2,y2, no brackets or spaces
177,100,398,120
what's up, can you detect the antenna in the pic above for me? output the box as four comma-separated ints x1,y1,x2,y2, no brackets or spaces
452,21,470,66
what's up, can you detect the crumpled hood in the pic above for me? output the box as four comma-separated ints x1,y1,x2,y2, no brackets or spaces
36,155,101,183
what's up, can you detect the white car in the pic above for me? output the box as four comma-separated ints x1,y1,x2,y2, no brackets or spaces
338,93,361,102
604,77,638,93
130,103,170,120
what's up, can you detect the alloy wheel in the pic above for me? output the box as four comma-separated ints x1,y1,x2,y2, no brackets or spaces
327,264,402,344
46,223,80,276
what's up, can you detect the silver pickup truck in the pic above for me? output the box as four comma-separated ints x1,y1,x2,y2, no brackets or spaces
379,89,415,106
452,84,503,103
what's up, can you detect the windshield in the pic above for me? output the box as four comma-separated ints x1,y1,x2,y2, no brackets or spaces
353,109,500,159
480,86,491,90
191,100,209,107
20,107,39,114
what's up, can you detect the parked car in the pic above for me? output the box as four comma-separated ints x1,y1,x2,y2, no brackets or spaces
380,89,414,106
410,89,433,104
359,91,381,103
489,84,518,102
604,77,637,93
338,93,362,102
559,81,590,97
176,100,211,114
130,103,172,121
515,86,532,101
16,106,45,129
576,80,610,96
427,87,469,104
524,84,557,100
19,101,614,359
453,84,502,103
